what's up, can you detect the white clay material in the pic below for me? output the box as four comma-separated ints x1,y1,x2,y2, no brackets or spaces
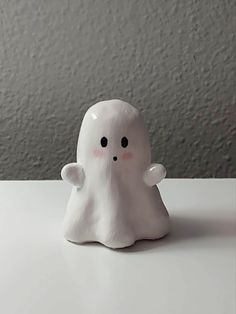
61,99,170,248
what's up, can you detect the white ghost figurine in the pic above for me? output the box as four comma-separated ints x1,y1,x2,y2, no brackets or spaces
61,99,170,248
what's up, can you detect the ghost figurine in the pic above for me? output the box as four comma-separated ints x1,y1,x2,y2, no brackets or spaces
61,99,170,248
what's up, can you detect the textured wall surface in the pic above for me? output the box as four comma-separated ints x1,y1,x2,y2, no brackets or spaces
0,0,235,179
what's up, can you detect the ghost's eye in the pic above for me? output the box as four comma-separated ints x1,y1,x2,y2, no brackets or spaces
121,137,128,148
100,137,108,147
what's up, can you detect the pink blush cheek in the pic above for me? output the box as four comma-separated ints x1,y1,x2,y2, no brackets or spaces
122,152,133,160
93,149,106,158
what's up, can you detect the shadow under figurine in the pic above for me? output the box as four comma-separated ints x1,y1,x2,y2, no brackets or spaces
61,99,170,248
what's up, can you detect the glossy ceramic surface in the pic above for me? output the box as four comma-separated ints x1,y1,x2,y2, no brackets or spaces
61,99,169,248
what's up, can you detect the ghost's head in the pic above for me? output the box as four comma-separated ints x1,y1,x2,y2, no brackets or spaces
77,100,151,173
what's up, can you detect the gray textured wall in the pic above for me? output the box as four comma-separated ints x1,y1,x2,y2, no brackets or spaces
0,0,235,179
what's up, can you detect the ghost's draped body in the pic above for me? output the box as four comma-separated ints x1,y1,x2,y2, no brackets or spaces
62,99,170,248
63,158,169,248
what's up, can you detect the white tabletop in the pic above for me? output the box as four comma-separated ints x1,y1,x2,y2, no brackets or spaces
0,179,235,314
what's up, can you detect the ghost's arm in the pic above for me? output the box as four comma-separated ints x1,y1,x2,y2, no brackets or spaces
143,163,166,187
61,163,85,188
